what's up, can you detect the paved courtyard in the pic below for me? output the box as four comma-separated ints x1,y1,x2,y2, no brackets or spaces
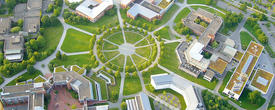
48,87,83,110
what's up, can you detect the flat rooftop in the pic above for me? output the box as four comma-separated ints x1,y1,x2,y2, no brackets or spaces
141,1,163,13
23,17,40,33
209,58,228,74
27,0,42,10
251,69,274,93
225,41,263,95
3,84,34,94
246,41,264,57
53,71,92,100
0,18,11,33
3,35,24,50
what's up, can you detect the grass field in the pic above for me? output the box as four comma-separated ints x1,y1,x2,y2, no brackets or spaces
125,32,143,44
187,0,205,4
90,74,108,100
174,8,191,23
107,32,124,45
135,38,150,47
142,67,166,84
240,31,255,50
50,54,94,68
123,77,142,95
38,21,63,52
126,56,134,67
61,29,92,53
218,71,233,95
136,46,151,59
69,14,118,34
120,5,179,31
110,54,125,67
160,42,218,90
6,70,43,86
103,41,119,50
132,54,147,66
157,26,171,40
108,77,121,103
104,51,120,61
145,85,187,110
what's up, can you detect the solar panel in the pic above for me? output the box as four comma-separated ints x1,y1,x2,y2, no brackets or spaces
241,55,254,74
257,76,268,86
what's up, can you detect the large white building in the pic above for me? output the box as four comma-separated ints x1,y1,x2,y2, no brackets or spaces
150,73,202,110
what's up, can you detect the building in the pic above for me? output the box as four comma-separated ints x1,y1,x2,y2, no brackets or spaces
0,83,46,110
0,18,11,34
23,16,40,34
151,73,204,110
125,0,174,22
223,41,265,100
76,0,113,23
248,68,274,94
0,35,24,62
203,69,215,82
27,0,42,10
125,92,152,110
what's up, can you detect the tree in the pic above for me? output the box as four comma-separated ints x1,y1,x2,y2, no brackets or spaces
258,33,268,44
6,0,17,9
195,18,200,24
97,28,101,34
133,71,138,78
211,40,219,48
53,9,60,16
56,51,61,59
240,4,247,11
39,28,44,35
270,107,275,110
148,26,152,31
136,20,140,26
142,23,147,29
139,28,143,33
41,15,50,27
27,65,35,74
102,25,106,30
61,53,67,60
17,19,23,27
200,22,208,27
115,70,120,78
10,27,22,33
111,91,118,100
163,91,167,96
125,72,130,78
95,60,99,67
54,0,63,7
123,19,126,24
153,19,157,24
70,104,77,109
149,84,155,92
205,0,213,5
248,90,261,104
120,102,127,110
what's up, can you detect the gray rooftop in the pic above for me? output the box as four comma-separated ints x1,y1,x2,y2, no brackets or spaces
23,16,40,33
205,69,215,79
2,84,34,94
141,1,163,13
53,71,92,100
27,0,42,10
0,18,11,34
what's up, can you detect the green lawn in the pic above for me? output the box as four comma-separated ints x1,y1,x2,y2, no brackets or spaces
145,85,187,110
132,54,147,65
103,51,120,60
143,67,166,84
160,42,218,90
6,70,43,86
107,32,125,45
120,4,179,31
126,56,134,67
110,54,125,67
135,38,150,47
136,46,151,59
123,77,142,95
83,76,98,100
187,0,205,4
61,29,92,53
90,74,108,100
50,54,95,68
38,22,64,52
157,26,171,40
240,31,256,50
125,32,143,44
108,77,121,103
174,8,191,23
68,14,118,34
54,66,67,72
268,92,275,109
0,75,4,85
103,41,119,50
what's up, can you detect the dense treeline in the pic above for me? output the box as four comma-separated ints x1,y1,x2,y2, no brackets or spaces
224,11,244,27
246,17,268,44
202,90,237,110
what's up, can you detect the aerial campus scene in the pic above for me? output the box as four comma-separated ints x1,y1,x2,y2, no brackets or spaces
1,0,275,110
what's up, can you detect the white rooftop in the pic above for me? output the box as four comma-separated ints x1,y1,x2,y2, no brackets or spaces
127,4,159,19
5,54,21,60
222,45,237,57
139,92,152,110
189,42,204,61
76,0,113,18
120,0,132,5
67,0,81,3
33,83,43,88
73,80,82,87
257,76,269,86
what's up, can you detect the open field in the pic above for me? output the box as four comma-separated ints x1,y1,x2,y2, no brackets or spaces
107,32,124,45
174,8,191,23
125,32,143,44
6,70,43,86
123,78,142,95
